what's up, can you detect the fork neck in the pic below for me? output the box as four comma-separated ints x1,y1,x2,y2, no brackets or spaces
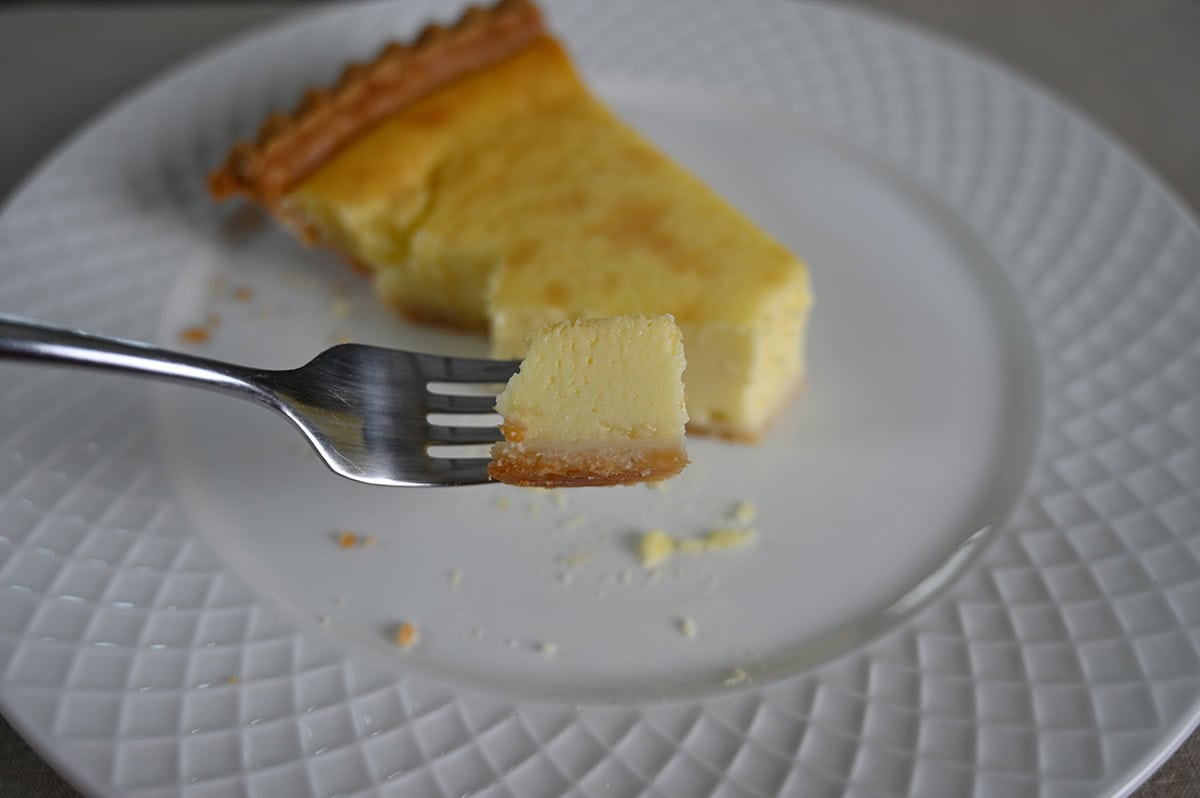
0,313,267,402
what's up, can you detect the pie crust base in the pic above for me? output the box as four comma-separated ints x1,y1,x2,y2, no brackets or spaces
488,444,689,488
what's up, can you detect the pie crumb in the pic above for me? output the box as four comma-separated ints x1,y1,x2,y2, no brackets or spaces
448,569,464,587
679,618,697,639
337,531,359,548
537,642,558,657
179,326,211,345
394,622,419,649
638,529,676,568
723,668,750,686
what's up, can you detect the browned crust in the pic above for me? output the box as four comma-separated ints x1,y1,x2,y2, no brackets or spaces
489,444,688,488
208,0,545,207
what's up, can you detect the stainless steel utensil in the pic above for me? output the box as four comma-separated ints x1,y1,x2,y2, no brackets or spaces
0,314,518,486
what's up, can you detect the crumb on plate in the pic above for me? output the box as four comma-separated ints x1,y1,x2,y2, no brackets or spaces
639,527,757,568
394,621,419,649
179,325,211,345
638,529,676,568
679,617,697,639
723,667,750,686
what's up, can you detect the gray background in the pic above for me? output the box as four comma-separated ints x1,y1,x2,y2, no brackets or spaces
1,1,1198,795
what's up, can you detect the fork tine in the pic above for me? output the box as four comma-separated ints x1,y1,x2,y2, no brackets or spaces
427,459,493,485
427,424,505,445
415,353,520,382
423,393,499,413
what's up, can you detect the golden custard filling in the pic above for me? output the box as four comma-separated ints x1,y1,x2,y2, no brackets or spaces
489,315,689,487
214,0,813,441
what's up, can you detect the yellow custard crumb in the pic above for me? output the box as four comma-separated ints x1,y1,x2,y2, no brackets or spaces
679,618,698,639
447,569,464,587
638,529,676,568
723,668,751,686
537,642,559,657
682,527,757,553
394,621,420,649
637,527,758,568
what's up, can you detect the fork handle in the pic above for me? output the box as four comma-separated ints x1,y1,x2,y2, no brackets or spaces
0,313,266,401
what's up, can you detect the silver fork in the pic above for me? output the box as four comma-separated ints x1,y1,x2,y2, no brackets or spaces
0,314,518,486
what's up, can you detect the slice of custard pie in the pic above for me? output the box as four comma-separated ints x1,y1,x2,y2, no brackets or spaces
210,0,812,441
490,315,688,487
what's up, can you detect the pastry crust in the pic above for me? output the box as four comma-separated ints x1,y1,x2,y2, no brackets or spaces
208,0,545,206
489,444,689,488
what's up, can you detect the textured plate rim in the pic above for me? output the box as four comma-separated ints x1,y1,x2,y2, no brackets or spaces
0,1,1197,796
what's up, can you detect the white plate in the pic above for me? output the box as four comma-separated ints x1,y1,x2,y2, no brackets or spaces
1,1,1198,795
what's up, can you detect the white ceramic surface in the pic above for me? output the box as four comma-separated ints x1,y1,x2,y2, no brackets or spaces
0,1,1198,796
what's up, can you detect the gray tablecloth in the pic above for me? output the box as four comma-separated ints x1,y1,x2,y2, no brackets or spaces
1,2,1198,795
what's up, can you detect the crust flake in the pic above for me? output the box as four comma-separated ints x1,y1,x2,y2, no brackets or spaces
489,444,688,488
209,0,545,206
